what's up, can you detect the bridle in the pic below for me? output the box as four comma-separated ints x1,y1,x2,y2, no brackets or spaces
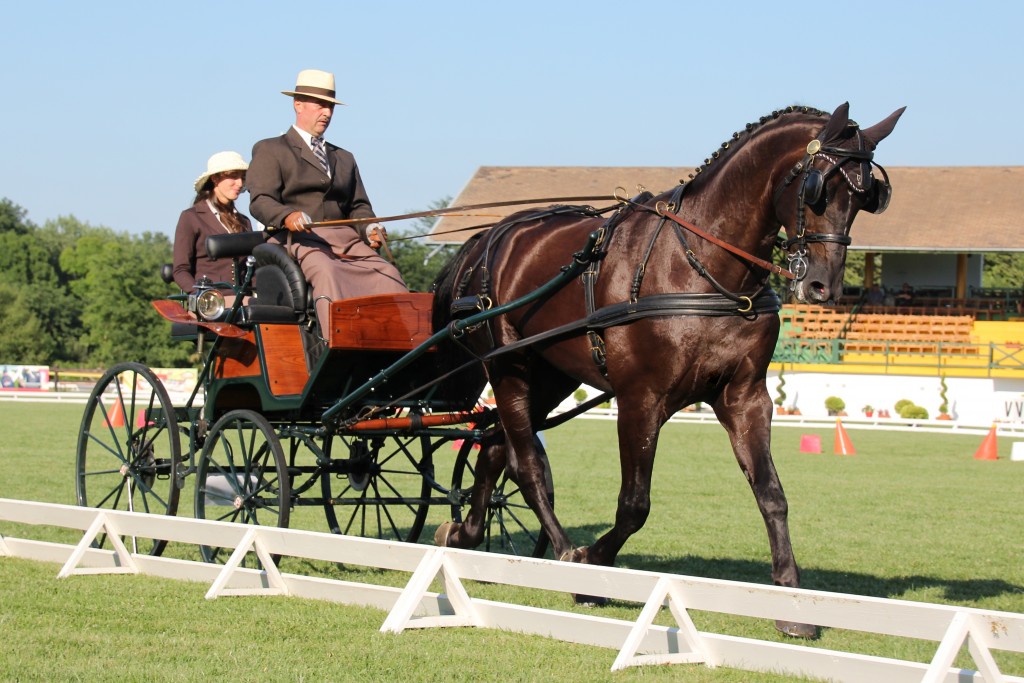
773,124,892,283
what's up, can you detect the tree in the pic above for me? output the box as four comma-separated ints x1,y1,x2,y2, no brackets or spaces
982,252,1024,289
388,197,457,292
61,230,190,367
0,277,56,363
0,198,33,235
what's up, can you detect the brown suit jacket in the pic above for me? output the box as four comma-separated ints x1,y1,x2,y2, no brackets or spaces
247,126,378,258
172,201,252,291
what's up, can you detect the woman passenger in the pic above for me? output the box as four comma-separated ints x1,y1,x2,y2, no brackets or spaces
172,151,252,291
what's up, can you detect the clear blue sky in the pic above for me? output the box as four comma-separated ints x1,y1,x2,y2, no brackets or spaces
2,1,1021,237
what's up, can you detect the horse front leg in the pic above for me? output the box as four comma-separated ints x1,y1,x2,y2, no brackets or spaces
714,381,818,639
578,401,661,567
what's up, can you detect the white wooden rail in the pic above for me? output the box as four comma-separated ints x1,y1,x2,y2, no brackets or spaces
1,498,1021,682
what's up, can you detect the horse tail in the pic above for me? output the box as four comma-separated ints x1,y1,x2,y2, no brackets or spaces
431,233,488,408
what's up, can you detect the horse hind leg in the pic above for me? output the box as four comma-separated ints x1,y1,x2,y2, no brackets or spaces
491,373,576,561
435,434,507,550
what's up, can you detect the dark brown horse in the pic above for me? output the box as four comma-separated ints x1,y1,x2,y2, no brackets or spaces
432,103,904,637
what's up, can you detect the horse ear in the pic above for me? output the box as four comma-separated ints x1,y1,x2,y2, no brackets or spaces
819,102,851,142
861,106,907,149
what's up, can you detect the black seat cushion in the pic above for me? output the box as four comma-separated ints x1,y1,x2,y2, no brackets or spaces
206,231,268,260
247,242,308,323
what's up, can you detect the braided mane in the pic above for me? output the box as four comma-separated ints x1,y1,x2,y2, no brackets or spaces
679,105,831,191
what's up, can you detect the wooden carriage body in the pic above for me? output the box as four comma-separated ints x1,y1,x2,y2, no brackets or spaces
205,292,438,422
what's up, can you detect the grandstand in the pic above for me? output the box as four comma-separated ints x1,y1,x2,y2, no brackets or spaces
775,299,1024,378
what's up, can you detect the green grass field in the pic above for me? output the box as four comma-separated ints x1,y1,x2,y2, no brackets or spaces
0,402,1021,682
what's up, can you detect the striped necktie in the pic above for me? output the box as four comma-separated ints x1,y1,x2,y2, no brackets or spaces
311,136,329,175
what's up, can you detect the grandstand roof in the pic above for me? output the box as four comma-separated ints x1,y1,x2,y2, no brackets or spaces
429,166,1024,253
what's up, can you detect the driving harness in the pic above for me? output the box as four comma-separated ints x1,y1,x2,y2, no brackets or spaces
448,122,891,378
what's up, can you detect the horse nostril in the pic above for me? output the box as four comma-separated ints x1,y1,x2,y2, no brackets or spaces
809,282,829,301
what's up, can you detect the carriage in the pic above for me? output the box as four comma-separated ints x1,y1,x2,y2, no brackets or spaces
74,229,577,562
74,102,904,636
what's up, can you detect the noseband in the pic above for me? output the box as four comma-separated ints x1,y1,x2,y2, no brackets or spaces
774,125,892,283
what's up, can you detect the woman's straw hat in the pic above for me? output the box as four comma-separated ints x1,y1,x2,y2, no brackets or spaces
194,151,249,192
281,69,346,105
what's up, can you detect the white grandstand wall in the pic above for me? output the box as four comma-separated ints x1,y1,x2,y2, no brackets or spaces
765,372,1024,424
562,373,1024,426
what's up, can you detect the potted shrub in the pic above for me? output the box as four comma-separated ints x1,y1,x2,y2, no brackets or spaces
825,396,846,416
937,375,952,420
862,404,874,417
775,367,787,415
899,403,929,420
573,388,588,405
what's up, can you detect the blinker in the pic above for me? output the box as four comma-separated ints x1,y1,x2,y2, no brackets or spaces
800,170,824,205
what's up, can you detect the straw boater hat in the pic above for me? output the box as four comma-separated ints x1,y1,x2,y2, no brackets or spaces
194,151,249,192
281,69,346,106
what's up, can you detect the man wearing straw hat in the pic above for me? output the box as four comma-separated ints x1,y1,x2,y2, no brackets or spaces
247,69,406,333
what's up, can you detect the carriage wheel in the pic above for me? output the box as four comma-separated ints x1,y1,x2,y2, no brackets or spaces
321,432,433,543
75,362,182,556
194,409,290,565
449,434,552,558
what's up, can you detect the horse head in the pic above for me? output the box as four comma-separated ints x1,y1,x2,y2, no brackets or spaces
775,102,906,303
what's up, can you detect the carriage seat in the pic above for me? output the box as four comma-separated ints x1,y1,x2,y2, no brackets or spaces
242,242,311,325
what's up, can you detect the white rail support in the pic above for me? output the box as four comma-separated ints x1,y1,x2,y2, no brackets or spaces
57,512,138,578
380,547,480,633
611,575,709,671
2,498,1023,681
205,527,288,599
924,611,1005,683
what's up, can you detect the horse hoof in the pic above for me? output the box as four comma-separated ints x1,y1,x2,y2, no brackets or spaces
775,620,819,639
558,547,609,605
573,593,609,607
558,546,587,563
434,521,456,547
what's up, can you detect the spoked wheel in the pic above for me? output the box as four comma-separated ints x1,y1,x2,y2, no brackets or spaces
322,432,433,543
194,409,290,565
76,362,182,556
450,434,553,558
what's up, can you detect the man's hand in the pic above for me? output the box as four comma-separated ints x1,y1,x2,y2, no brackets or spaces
284,211,313,232
366,222,387,249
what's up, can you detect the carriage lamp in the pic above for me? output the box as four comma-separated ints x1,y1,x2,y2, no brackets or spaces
187,276,226,321
195,289,225,321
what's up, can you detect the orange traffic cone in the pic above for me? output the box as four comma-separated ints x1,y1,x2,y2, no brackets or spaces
103,401,125,428
973,424,999,461
834,419,856,455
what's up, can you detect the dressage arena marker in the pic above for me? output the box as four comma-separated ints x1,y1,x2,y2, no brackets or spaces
834,419,857,455
974,423,1000,460
2,498,1023,681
